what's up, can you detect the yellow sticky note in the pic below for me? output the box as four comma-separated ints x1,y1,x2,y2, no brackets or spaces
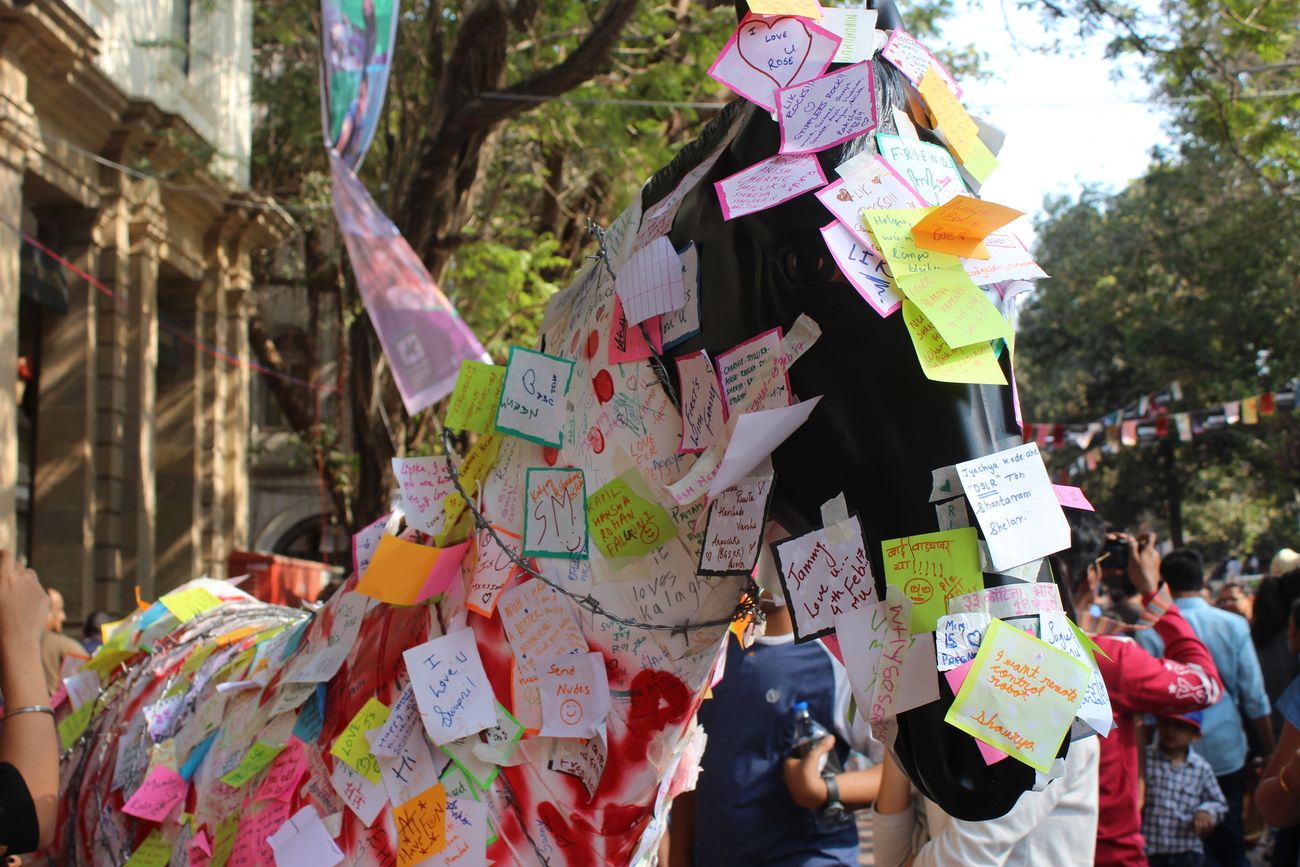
586,474,676,559
219,741,284,788
881,528,982,634
124,830,171,867
445,361,505,434
861,209,963,281
910,195,1023,259
159,586,224,623
945,618,1091,773
440,434,503,545
331,697,389,784
899,269,1009,349
85,646,136,677
748,0,822,17
902,301,1006,386
216,625,261,648
961,137,1000,183
58,699,95,751
355,534,443,605
211,811,240,867
395,783,449,867
919,66,982,165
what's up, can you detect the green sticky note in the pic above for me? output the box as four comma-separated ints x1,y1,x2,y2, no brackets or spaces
181,642,218,677
901,301,1007,386
945,618,1091,773
960,137,999,183
210,811,240,867
85,645,137,677
882,527,982,634
123,829,171,867
896,267,1008,349
159,586,223,623
861,208,962,281
586,473,676,559
58,700,95,751
219,741,284,788
445,360,506,433
330,697,389,783
1070,621,1112,662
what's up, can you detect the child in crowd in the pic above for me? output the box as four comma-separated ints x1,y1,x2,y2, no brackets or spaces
1142,711,1228,867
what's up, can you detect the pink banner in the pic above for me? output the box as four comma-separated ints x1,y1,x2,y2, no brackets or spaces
330,155,488,414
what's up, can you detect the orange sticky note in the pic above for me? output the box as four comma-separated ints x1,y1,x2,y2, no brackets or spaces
748,0,823,18
918,66,981,165
355,534,443,605
395,783,448,867
911,195,1023,258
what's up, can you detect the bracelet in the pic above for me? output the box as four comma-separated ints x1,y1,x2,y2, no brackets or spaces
3,705,54,720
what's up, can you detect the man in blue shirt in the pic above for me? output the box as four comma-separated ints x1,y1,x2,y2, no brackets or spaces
1136,547,1275,867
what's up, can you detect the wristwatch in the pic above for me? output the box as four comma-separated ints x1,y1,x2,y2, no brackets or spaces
821,771,849,822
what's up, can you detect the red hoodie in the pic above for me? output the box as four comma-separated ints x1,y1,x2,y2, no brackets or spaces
1091,593,1223,867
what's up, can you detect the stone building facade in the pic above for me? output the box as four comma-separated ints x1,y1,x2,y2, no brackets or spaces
0,0,290,621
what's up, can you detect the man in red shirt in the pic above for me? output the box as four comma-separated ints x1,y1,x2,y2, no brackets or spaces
1052,512,1223,867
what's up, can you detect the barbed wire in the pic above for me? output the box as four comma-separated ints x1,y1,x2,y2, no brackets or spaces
439,428,761,635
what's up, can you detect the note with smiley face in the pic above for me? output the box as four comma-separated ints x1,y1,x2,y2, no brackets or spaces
881,527,982,634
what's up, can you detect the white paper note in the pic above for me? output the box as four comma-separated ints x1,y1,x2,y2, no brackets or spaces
676,350,726,454
536,651,611,739
267,806,345,867
707,397,822,499
956,442,1071,572
402,627,497,745
616,236,686,326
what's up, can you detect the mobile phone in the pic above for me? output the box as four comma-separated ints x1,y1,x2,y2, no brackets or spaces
1102,538,1129,571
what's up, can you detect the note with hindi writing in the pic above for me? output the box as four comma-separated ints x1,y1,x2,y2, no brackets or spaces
880,30,962,97
662,242,702,349
910,195,1023,259
956,442,1071,572
776,62,877,154
266,806,345,867
716,328,790,414
330,758,387,827
707,15,839,112
586,473,676,559
523,468,588,559
676,350,726,454
945,617,1091,773
715,154,827,221
122,764,188,822
536,651,611,739
881,528,982,634
902,301,1006,385
700,474,774,575
392,455,456,536
819,221,903,317
773,515,876,642
608,294,664,364
465,526,521,618
495,346,574,448
330,697,390,784
875,134,966,206
444,361,504,434
616,236,686,326
403,628,497,745
394,783,448,867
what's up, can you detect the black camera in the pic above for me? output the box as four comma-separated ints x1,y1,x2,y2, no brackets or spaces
1101,538,1129,572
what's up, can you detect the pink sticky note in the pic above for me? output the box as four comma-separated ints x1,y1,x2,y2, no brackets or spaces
715,154,828,221
820,633,845,665
819,221,902,317
880,29,963,98
252,737,309,804
49,683,68,709
1053,484,1095,512
191,828,212,857
707,14,841,112
776,62,878,155
121,765,188,822
608,295,664,363
943,660,1010,765
416,539,472,602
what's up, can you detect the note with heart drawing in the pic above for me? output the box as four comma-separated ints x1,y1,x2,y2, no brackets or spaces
708,14,841,112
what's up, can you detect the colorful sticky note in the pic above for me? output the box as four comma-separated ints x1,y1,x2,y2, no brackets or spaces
253,737,308,803
874,134,967,206
918,66,981,165
776,62,877,154
586,474,676,559
772,515,877,642
861,208,962,281
123,829,172,867
330,698,390,784
444,360,505,433
58,699,95,751
122,764,188,822
898,267,1009,349
219,741,285,788
881,527,982,634
608,294,664,364
355,534,456,606
523,468,588,559
495,346,574,448
707,15,839,112
901,301,1007,386
945,617,1091,773
158,586,223,623
910,195,1022,258
394,783,449,867
749,0,823,17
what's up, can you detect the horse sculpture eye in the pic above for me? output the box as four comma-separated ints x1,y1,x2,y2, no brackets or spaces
780,240,839,286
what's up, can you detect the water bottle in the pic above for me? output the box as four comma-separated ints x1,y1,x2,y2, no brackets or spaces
789,702,843,774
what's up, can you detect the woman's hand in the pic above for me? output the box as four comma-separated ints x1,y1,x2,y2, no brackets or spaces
0,552,48,655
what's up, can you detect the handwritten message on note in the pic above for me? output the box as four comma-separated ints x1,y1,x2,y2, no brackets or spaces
917,66,984,167
896,267,1009,349
700,475,774,575
866,587,913,721
774,515,877,642
962,231,1047,286
902,301,1007,386
1041,612,1114,737
404,628,496,745
861,208,963,281
707,15,840,112
466,525,520,618
499,579,587,729
159,586,223,623
875,134,966,206
820,7,877,62
608,294,664,364
394,783,448,867
586,474,676,559
550,729,608,800
676,350,726,454
715,154,828,221
536,651,611,739
956,442,1071,572
776,62,877,154
356,533,466,606
495,346,574,448
352,512,391,578
716,328,790,413
253,737,308,803
945,617,1091,773
882,528,982,634
662,242,702,349
935,612,990,670
817,160,923,246
220,741,285,788
331,698,390,784
523,468,588,559
880,30,962,97
122,764,187,822
444,360,504,434
819,221,903,318
749,0,824,16
911,195,1023,259
616,236,686,326
391,455,456,536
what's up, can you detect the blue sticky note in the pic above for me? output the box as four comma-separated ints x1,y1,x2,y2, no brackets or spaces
180,730,218,781
292,684,326,744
